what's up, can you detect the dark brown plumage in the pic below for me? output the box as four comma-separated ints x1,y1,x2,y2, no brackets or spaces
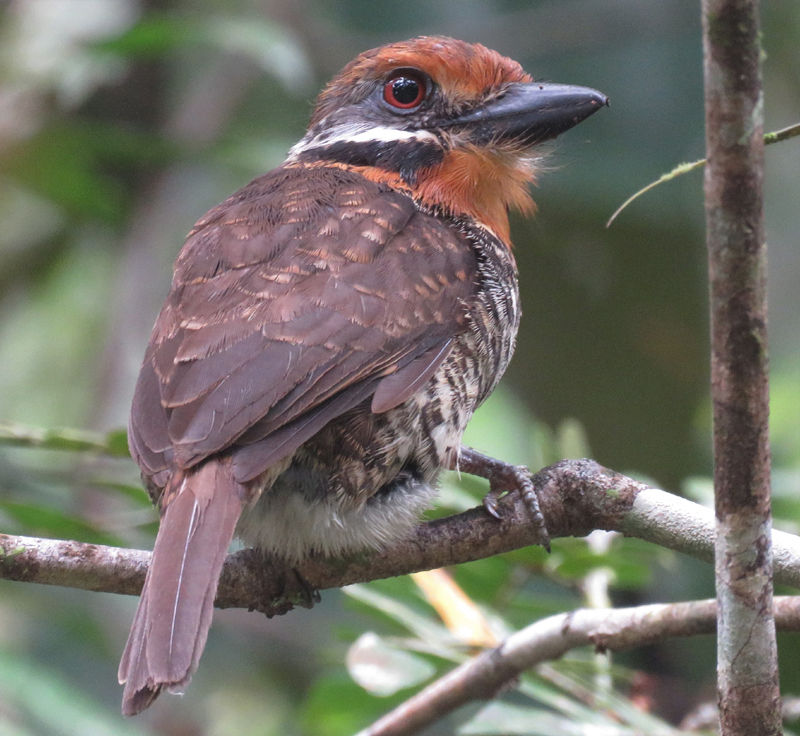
120,36,606,715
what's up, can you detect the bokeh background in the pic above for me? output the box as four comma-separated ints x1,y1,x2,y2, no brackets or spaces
0,1,798,734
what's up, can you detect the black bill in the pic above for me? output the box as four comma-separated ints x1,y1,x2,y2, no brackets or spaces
447,82,608,146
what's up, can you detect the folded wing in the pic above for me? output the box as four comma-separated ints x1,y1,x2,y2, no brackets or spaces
129,165,478,489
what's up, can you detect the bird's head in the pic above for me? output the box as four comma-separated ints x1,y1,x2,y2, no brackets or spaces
288,37,607,243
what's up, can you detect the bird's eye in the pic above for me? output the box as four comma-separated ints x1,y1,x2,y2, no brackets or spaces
383,72,427,110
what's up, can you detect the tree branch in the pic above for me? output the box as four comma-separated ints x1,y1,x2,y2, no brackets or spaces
0,421,128,456
354,597,800,736
702,0,778,733
3,460,800,617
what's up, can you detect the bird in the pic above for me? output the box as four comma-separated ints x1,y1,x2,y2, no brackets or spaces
118,36,607,715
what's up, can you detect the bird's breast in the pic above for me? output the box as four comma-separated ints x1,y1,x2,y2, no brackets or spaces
236,219,520,563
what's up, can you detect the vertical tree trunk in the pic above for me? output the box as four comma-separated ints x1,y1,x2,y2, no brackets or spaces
701,1,780,734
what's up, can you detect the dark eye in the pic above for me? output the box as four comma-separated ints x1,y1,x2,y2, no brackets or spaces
383,72,426,109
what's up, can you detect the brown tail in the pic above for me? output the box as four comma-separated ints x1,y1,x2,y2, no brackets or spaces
118,459,247,716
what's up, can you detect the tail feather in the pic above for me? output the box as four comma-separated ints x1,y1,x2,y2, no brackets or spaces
119,460,246,716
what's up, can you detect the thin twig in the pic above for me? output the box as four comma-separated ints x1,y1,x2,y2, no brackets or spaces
606,159,705,227
606,121,800,227
355,597,800,736
0,421,129,457
764,121,800,145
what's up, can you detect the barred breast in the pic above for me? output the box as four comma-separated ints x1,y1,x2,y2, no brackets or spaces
236,219,520,564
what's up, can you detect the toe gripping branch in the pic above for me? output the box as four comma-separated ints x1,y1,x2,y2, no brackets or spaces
454,446,551,552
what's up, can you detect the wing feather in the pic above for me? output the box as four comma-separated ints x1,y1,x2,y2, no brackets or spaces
129,165,478,483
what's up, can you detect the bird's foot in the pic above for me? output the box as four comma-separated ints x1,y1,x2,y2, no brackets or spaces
292,568,322,609
258,558,321,616
454,446,550,551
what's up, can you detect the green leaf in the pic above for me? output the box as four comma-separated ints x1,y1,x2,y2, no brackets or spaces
94,13,314,94
0,650,148,736
104,429,131,458
461,387,539,468
90,14,196,57
771,366,800,467
545,538,656,590
555,418,593,461
344,585,456,653
436,474,484,512
302,673,402,736
461,702,635,736
90,480,152,508
203,17,313,93
3,126,128,223
346,632,435,696
501,544,550,569
452,556,514,604
0,501,121,546
517,674,613,726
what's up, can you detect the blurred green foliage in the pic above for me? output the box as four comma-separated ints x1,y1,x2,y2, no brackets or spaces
0,1,799,734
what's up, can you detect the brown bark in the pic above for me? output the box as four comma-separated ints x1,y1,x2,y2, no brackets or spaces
355,597,800,736
2,459,631,613
5,460,800,613
702,0,780,733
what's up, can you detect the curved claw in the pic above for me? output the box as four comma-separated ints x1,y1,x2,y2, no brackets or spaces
458,447,550,551
482,491,504,519
293,568,321,609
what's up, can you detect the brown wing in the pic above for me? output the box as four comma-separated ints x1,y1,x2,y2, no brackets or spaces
129,164,477,487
